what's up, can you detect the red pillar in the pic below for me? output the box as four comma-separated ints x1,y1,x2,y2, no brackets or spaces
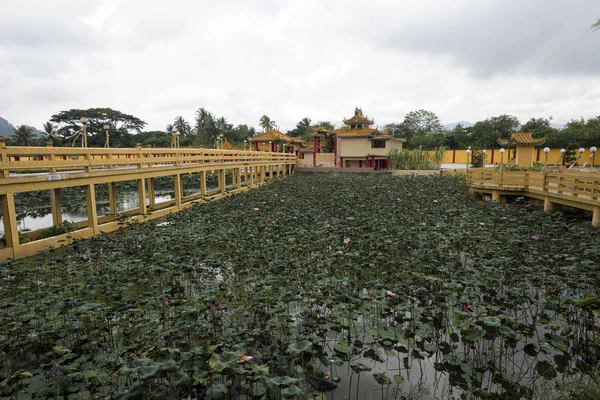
340,157,344,168
312,136,317,167
371,156,375,169
359,160,362,168
387,158,391,169
333,136,337,166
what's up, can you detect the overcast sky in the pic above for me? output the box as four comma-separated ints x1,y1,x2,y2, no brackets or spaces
1,0,599,132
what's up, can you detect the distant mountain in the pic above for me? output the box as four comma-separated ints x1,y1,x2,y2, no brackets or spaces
0,117,14,137
0,117,43,138
442,121,474,130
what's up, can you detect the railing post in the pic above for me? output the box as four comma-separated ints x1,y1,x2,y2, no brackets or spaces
1,193,20,259
50,188,62,226
49,153,57,174
0,141,10,179
138,178,147,215
200,171,207,197
174,174,182,210
593,206,600,228
84,150,92,173
237,168,242,191
108,182,118,217
85,184,99,234
220,169,226,194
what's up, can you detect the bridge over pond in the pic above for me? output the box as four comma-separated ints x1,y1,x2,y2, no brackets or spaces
0,143,296,261
467,167,600,228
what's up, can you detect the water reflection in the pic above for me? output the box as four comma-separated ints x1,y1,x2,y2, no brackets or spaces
0,191,175,234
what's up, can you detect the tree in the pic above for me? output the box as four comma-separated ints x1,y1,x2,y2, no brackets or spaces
173,116,192,137
10,125,37,146
42,121,61,146
592,19,600,31
399,110,443,138
383,123,404,138
259,115,276,132
287,118,312,137
315,121,334,130
470,115,520,148
195,108,219,146
50,108,146,147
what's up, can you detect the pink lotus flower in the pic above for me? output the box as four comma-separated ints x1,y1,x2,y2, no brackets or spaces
280,199,284,203
163,300,169,306
343,238,350,245
274,194,278,197
237,355,255,364
433,200,439,203
530,235,540,241
327,260,333,266
457,238,463,243
182,395,198,400
462,303,474,313
2,301,7,306
253,207,259,211
479,222,486,226
385,290,397,297
209,303,216,311
3,275,15,281
271,221,276,224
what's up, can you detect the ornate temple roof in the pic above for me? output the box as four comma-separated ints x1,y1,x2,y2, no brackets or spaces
219,139,240,151
250,128,298,143
343,107,374,126
498,133,546,147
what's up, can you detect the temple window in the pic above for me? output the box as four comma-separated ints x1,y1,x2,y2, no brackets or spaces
371,140,386,149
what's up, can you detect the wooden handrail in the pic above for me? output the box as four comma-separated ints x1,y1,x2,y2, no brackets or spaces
0,145,296,174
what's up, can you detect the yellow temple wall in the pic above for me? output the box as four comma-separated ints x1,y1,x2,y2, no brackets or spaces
338,138,403,158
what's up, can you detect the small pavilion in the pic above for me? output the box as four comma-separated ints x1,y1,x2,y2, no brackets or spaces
219,139,240,151
498,133,546,168
249,128,302,153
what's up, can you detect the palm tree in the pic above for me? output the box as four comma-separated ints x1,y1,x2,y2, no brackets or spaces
593,19,600,31
165,124,174,135
259,115,276,132
173,116,192,136
42,121,60,146
10,125,37,146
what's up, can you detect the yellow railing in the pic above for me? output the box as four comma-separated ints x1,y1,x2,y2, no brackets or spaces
467,167,600,227
0,144,297,261
0,144,295,176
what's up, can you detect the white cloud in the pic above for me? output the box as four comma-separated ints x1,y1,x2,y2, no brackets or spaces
1,0,600,132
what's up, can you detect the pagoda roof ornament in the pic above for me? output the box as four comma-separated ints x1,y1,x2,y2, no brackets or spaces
498,133,546,147
343,106,374,126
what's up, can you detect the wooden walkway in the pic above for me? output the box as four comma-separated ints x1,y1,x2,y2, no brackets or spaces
0,144,296,261
467,167,600,227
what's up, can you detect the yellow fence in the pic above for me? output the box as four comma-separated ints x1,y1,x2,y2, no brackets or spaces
0,144,297,261
467,167,600,227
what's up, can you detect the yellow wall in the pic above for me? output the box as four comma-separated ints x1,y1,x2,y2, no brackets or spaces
338,138,403,158
441,148,596,166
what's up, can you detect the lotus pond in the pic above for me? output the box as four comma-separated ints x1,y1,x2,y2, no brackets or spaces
1,173,599,399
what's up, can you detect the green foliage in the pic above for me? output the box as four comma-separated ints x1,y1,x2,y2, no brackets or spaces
1,174,599,398
10,125,39,146
470,149,484,168
287,117,311,137
398,109,443,138
259,115,276,132
389,146,445,169
50,108,147,148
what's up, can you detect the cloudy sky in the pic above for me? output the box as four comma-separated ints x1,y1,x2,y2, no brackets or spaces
1,0,599,132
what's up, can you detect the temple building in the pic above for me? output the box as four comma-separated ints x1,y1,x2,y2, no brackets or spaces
304,107,405,169
249,127,303,153
498,133,546,168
